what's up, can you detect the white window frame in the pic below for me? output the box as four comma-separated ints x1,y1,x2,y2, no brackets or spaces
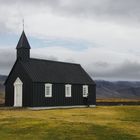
45,83,52,97
83,85,88,97
65,84,72,97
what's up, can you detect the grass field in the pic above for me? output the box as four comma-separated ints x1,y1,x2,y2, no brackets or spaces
0,106,139,140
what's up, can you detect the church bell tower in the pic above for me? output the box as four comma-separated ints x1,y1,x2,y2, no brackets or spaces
16,31,31,62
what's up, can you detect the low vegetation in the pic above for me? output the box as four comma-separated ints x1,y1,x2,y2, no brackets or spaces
96,98,140,102
0,106,139,140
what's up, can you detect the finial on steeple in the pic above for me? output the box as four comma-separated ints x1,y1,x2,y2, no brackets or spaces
22,19,24,30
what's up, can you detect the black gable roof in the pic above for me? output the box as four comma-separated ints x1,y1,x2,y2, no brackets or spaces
20,58,95,84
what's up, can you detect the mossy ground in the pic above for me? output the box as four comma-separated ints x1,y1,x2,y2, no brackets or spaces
0,106,139,140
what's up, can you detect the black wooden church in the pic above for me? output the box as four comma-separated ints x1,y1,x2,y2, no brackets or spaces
4,31,96,108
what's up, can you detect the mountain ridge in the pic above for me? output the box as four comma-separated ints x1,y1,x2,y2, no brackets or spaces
0,75,6,93
95,80,140,99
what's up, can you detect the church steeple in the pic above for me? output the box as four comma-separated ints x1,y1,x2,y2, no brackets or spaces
16,31,31,61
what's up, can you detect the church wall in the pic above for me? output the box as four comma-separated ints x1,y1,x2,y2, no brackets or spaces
32,82,96,107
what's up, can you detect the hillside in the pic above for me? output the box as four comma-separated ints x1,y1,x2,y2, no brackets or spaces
0,75,6,104
0,75,140,99
0,83,4,94
96,80,140,99
0,75,6,93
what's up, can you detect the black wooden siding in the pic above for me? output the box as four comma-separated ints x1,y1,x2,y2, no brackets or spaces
17,49,30,62
32,83,96,107
5,61,32,107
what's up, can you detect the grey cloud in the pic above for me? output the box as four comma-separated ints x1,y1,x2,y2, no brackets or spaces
31,53,58,61
0,0,139,36
1,0,140,24
110,61,140,80
0,22,9,34
89,61,140,81
1,47,140,81
0,49,15,74
0,0,59,6
94,61,110,67
50,0,140,25
39,0,140,25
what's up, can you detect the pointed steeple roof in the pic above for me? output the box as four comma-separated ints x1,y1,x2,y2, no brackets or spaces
16,30,31,49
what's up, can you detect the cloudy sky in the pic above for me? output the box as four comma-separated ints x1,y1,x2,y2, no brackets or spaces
0,0,140,81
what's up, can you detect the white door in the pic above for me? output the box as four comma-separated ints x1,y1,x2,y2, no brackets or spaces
14,77,23,107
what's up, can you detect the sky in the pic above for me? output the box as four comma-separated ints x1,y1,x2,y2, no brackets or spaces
0,0,140,81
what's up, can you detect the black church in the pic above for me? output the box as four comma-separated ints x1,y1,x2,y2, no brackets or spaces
4,31,96,108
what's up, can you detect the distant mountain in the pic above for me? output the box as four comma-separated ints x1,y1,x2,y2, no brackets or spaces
0,75,140,99
0,75,7,83
96,80,140,99
0,75,6,93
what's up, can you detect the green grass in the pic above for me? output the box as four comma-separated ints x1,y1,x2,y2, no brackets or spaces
0,106,140,140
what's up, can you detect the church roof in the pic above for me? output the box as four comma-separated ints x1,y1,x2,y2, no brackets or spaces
16,31,31,49
20,58,95,84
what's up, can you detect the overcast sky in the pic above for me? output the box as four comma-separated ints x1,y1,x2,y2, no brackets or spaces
0,0,140,81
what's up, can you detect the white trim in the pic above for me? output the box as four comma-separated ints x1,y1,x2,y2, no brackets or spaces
28,105,96,110
13,77,23,107
45,83,52,97
14,77,23,86
83,85,88,97
65,84,72,97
